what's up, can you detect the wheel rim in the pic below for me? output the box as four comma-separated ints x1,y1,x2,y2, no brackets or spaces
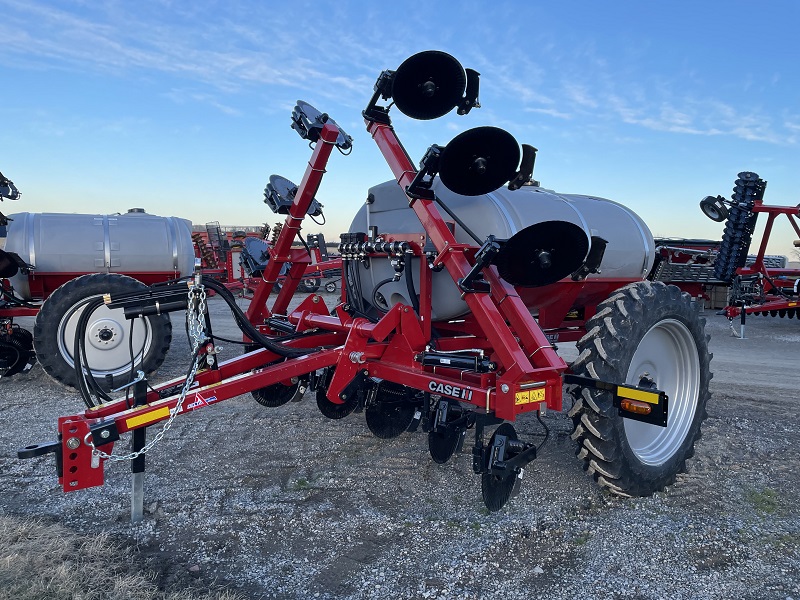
623,318,700,466
58,297,153,377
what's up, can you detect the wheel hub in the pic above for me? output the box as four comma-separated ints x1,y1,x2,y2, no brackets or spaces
88,319,123,350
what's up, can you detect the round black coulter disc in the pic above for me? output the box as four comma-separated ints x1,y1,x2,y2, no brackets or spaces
316,381,360,419
392,51,466,120
428,427,465,464
481,423,522,512
428,399,466,464
438,127,521,196
365,382,417,439
251,380,302,407
0,339,23,377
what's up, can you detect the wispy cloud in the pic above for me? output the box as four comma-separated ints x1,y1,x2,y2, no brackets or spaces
525,107,571,120
518,68,795,145
0,0,381,108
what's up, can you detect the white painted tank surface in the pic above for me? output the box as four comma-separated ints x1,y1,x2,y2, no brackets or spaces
4,209,195,300
349,179,656,321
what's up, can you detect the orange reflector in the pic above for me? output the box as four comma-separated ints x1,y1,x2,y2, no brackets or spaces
620,399,652,415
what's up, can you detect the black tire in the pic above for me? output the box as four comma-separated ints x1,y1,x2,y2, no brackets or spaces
713,172,764,282
699,196,728,222
33,273,172,390
567,281,711,497
298,277,321,293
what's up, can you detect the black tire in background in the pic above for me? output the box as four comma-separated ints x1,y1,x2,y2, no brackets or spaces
298,277,321,293
33,273,172,390
568,281,711,497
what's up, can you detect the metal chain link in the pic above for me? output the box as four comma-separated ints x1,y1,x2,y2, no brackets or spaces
92,283,208,462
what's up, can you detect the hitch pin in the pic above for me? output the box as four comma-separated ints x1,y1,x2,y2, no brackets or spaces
111,370,146,393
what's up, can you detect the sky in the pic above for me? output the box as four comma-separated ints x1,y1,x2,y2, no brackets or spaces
2,0,800,258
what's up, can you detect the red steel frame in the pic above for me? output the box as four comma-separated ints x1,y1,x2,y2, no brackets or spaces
722,200,800,318
37,113,647,494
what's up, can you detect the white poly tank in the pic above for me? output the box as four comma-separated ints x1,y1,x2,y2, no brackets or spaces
349,179,656,321
4,209,195,300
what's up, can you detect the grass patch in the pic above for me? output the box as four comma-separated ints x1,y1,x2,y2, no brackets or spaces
294,477,311,490
0,516,244,600
573,532,591,546
745,487,779,514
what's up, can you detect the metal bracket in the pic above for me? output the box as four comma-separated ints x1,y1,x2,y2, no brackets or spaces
564,374,669,427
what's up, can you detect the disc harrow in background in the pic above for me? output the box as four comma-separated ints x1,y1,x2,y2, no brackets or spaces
713,172,765,283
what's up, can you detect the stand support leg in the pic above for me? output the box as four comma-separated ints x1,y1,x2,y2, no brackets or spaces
739,307,746,340
131,377,147,523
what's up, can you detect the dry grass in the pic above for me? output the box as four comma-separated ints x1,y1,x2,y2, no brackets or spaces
0,516,245,600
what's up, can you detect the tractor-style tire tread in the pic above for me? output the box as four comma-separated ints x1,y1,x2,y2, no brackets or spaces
568,281,712,497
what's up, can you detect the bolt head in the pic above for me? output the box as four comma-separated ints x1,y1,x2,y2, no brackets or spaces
501,384,510,393
66,437,80,450
100,430,110,439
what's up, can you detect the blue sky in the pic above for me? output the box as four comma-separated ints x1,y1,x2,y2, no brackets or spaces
2,0,799,257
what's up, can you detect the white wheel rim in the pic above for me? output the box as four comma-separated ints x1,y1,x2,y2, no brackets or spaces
57,297,153,377
623,318,700,466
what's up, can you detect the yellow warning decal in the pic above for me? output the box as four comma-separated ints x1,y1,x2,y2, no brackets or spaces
617,386,660,405
126,406,170,429
515,388,546,405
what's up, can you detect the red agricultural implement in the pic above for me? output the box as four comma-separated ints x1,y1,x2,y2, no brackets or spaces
698,172,800,337
19,52,711,514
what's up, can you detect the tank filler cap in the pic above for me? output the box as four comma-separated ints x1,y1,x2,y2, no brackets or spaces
127,208,147,213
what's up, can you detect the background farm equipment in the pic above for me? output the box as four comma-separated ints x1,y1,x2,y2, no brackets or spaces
0,206,195,385
697,172,800,336
19,51,711,515
191,217,343,297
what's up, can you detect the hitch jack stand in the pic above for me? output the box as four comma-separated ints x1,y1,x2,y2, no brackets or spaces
739,307,747,340
130,377,148,523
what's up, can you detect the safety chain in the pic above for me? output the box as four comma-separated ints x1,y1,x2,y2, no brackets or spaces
91,282,208,463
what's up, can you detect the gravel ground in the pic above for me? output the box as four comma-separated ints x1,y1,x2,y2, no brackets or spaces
1,292,799,600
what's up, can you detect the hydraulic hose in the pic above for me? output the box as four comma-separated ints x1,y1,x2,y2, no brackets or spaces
404,254,420,315
73,295,114,408
199,276,325,358
371,277,395,314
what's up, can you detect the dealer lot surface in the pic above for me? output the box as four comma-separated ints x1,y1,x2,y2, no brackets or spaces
1,294,798,600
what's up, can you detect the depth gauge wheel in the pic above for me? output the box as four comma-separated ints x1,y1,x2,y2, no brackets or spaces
33,273,172,391
568,281,711,497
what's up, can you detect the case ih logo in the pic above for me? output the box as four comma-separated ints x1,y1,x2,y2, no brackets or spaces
428,381,474,401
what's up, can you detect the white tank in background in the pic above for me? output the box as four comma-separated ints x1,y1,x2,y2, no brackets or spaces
4,209,195,299
349,179,656,321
